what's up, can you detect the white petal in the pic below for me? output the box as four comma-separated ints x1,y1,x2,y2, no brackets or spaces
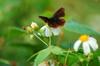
40,26,47,30
51,63,55,66
49,60,55,66
45,27,52,37
73,40,81,51
88,37,98,51
51,27,61,36
40,26,52,37
89,37,97,42
82,42,91,55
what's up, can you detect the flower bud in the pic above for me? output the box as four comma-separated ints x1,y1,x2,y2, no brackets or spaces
26,26,33,33
31,22,38,30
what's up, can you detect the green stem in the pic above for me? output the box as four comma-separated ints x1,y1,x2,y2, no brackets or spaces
86,55,90,66
27,52,39,62
34,33,48,46
49,36,51,46
86,62,89,66
64,51,70,65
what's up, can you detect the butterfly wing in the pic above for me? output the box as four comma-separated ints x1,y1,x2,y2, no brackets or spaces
53,8,65,18
39,8,65,28
39,16,49,23
57,19,65,26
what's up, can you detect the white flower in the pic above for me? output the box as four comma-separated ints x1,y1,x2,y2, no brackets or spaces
48,60,55,66
31,22,38,29
40,25,52,37
51,27,61,36
38,61,49,66
40,25,61,37
73,35,98,55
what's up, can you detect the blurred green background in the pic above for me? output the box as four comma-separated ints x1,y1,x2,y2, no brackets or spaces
0,0,100,66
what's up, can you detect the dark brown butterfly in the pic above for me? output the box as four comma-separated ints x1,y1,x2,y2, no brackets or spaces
39,8,65,28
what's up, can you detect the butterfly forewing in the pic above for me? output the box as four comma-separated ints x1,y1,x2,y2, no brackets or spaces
39,16,49,23
53,8,65,18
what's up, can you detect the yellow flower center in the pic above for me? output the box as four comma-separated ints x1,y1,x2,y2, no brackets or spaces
80,35,89,42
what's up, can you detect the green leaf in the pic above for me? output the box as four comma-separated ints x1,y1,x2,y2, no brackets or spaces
57,55,65,64
64,20,100,36
94,49,100,57
51,46,65,55
9,27,26,34
34,48,51,65
0,59,10,65
7,27,26,40
67,54,79,66
89,57,100,66
6,27,26,44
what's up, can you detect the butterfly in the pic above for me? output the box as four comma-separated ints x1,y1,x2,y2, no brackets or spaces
39,8,65,28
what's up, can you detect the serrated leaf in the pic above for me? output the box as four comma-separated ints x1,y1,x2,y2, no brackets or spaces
64,20,100,36
51,46,65,55
34,48,51,65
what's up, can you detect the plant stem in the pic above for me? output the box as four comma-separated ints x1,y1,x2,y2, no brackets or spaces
27,52,39,62
86,62,89,66
34,33,48,46
49,36,51,46
64,50,70,66
86,55,90,66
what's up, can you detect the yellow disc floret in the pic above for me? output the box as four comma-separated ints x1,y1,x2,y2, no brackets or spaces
80,35,89,42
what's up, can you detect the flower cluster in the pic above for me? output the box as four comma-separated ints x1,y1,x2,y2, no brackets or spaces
23,22,38,33
26,22,99,56
25,21,99,66
25,22,62,37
